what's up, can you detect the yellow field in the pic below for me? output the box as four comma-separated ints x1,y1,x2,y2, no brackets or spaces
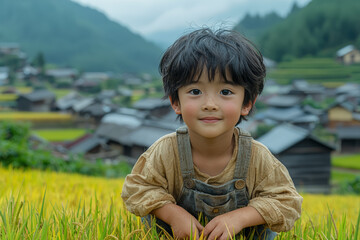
0,167,123,212
0,167,359,239
0,87,32,94
0,112,73,122
0,94,17,101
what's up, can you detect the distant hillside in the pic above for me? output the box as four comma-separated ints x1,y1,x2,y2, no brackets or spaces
258,0,360,61
233,12,283,45
0,0,162,74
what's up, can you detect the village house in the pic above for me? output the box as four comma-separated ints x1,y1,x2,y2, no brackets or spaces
46,68,78,80
258,123,335,193
132,97,172,119
326,100,360,128
73,72,110,93
95,112,143,163
16,89,55,112
0,42,26,61
0,66,9,86
336,45,360,65
334,126,360,153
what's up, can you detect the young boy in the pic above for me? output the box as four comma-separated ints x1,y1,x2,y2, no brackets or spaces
121,28,303,240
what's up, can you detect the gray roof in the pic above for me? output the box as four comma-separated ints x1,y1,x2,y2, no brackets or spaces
263,106,304,122
258,123,334,154
96,113,142,144
81,103,115,117
133,98,170,110
266,95,301,107
336,126,360,139
68,135,107,154
19,90,55,102
96,122,136,144
72,98,94,112
128,125,174,147
46,68,78,78
335,83,360,95
55,92,80,110
101,113,142,128
290,114,319,124
336,45,356,57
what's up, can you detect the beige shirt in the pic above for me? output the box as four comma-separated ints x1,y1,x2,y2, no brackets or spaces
121,130,303,232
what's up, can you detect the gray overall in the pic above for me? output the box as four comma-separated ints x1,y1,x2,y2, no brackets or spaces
144,127,277,239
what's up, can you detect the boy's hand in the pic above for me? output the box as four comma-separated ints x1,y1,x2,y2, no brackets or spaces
168,209,204,239
151,204,204,239
203,210,242,240
203,206,266,240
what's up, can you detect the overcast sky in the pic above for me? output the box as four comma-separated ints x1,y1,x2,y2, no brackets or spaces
73,0,312,47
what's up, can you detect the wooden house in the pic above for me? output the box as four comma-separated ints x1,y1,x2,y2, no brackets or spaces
125,123,176,159
327,101,360,128
335,126,360,153
16,89,55,112
133,98,172,119
95,110,181,162
46,68,78,81
336,45,360,65
258,123,335,193
96,113,143,159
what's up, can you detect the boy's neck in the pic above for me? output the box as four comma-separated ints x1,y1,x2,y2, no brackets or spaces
188,129,236,176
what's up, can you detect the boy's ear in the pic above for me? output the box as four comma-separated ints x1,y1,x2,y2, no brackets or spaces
169,97,181,114
241,97,257,116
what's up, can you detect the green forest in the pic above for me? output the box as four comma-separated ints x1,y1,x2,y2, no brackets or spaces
235,0,360,62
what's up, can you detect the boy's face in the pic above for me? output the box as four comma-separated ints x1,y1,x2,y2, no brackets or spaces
170,68,253,139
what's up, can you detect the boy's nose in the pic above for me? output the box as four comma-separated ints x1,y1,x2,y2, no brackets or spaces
201,95,218,111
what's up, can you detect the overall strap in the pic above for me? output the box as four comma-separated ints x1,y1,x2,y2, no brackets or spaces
176,126,195,180
233,127,252,179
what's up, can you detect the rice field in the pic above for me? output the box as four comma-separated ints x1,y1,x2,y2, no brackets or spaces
0,112,73,122
32,128,87,141
0,166,359,239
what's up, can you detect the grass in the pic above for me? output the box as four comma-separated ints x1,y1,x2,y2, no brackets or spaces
0,167,360,239
332,154,360,170
32,128,87,141
268,57,360,85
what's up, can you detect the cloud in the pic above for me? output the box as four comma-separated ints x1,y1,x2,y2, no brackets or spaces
73,0,312,41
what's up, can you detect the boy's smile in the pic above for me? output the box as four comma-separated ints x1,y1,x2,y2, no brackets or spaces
171,68,253,140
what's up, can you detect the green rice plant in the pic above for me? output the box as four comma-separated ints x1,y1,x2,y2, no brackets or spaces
1,190,359,240
332,154,360,170
32,128,87,141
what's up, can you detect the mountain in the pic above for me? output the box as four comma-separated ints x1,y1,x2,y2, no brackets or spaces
233,12,283,45
257,0,360,61
0,0,163,74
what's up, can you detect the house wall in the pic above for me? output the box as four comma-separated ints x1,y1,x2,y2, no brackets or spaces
340,139,360,153
131,145,147,159
277,138,332,193
342,50,360,64
17,97,54,112
16,97,32,111
328,107,353,121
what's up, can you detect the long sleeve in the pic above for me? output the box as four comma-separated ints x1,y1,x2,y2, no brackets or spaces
121,133,183,217
247,141,303,232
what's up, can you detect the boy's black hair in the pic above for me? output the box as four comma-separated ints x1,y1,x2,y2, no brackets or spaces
159,27,266,124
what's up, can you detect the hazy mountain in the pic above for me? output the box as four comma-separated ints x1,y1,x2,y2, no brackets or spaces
0,0,163,74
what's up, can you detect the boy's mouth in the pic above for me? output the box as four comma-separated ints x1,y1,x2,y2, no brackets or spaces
200,117,220,123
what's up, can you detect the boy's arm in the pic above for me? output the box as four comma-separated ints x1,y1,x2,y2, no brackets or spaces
203,206,265,240
152,203,204,239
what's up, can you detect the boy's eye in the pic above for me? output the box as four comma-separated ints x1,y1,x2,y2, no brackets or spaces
220,89,233,95
189,89,202,95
